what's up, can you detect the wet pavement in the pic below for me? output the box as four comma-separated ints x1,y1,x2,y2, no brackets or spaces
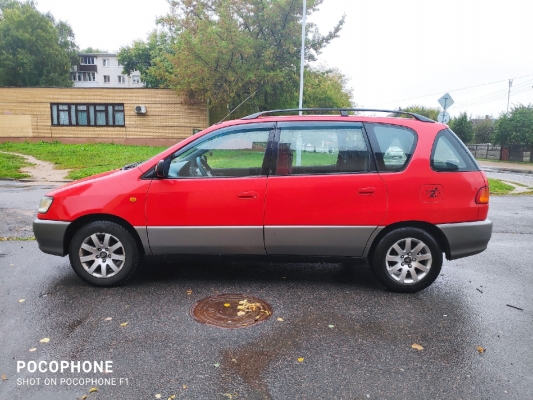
0,182,532,399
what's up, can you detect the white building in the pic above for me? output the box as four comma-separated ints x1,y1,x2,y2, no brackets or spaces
70,53,143,88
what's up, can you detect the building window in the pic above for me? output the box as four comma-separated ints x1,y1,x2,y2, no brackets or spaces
80,56,95,65
118,75,126,84
103,75,110,83
132,75,140,84
103,59,110,67
51,104,125,127
71,72,96,82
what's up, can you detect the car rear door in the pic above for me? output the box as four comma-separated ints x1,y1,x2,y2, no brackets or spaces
264,121,388,257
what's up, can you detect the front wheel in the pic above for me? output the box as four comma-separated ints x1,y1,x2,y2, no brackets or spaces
69,221,141,286
370,227,442,293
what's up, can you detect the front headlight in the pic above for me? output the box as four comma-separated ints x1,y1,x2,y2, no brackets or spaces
38,196,54,214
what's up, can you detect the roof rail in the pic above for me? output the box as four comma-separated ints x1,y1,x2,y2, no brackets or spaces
241,108,435,123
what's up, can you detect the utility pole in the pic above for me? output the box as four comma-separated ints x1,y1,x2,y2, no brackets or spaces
507,79,513,113
298,0,306,115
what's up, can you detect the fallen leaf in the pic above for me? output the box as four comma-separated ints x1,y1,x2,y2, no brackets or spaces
81,396,88,400
105,317,112,321
18,299,25,303
412,343,424,351
155,394,161,399
231,359,237,363
328,325,335,328
89,387,98,393
168,395,176,400
222,394,233,399
120,322,128,327
224,303,231,307
1,374,7,380
186,290,192,295
237,311,245,316
297,357,304,363
183,385,187,389
277,317,284,322
29,348,36,352
9,264,14,266
213,363,220,368
477,346,485,353
39,337,50,343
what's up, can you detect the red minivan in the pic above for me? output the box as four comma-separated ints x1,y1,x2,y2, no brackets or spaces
34,109,492,292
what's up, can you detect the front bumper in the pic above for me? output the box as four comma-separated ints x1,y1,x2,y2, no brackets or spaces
33,219,70,257
438,220,493,260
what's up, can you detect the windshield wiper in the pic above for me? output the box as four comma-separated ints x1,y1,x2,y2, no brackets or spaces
122,161,144,170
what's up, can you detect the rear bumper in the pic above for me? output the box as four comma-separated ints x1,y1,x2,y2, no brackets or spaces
33,219,70,257
438,220,492,260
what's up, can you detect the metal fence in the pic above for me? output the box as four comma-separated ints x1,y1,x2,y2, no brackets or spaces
467,144,501,160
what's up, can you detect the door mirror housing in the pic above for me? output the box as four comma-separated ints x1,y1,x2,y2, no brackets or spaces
155,159,169,178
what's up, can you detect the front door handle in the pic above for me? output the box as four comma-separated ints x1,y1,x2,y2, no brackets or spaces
358,187,376,195
238,191,258,199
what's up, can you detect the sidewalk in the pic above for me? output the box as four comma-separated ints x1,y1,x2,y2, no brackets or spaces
477,160,533,174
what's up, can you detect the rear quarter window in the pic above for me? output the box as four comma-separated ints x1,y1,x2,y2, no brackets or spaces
365,123,417,172
431,129,479,172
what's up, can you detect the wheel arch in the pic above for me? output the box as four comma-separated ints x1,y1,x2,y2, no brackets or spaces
63,214,146,257
365,221,451,261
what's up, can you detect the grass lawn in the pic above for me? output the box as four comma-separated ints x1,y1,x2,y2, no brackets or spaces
488,178,514,195
0,152,33,179
0,141,167,180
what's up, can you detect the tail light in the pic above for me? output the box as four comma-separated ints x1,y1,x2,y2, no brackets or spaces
475,186,490,204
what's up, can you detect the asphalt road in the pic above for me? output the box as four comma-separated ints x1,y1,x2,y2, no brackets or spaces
0,181,532,400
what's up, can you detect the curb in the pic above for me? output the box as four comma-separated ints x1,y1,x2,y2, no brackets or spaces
481,167,533,175
0,178,72,183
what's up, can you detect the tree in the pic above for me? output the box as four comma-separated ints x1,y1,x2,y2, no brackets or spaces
300,66,353,109
80,47,108,53
473,119,494,144
493,104,533,145
449,112,474,144
151,0,346,116
0,1,77,87
117,32,171,88
397,105,440,120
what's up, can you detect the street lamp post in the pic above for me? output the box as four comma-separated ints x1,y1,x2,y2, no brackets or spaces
298,0,306,115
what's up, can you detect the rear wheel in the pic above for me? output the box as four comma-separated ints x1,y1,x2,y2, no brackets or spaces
69,221,140,286
370,227,442,293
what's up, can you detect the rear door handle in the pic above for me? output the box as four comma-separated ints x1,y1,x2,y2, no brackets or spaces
238,191,258,199
358,187,376,195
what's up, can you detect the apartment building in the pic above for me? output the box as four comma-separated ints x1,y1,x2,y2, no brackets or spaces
71,53,143,88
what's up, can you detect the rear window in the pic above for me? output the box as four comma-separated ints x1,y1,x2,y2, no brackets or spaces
365,123,417,172
431,129,479,172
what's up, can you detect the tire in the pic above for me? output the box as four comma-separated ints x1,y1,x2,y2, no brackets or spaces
69,221,141,287
370,227,442,293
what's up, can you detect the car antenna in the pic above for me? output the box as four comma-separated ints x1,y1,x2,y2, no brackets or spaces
216,90,258,124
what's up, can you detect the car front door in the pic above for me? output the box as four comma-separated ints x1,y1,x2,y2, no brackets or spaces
264,121,388,257
145,123,274,255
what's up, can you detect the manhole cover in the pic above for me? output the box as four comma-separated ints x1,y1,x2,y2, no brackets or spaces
190,294,273,329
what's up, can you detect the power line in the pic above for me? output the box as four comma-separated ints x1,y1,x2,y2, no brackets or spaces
453,79,533,108
370,73,533,107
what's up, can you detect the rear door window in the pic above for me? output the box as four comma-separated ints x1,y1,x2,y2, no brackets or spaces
275,122,371,175
365,123,417,172
431,129,479,172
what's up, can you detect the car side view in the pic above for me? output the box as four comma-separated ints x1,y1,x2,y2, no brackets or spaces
34,108,492,292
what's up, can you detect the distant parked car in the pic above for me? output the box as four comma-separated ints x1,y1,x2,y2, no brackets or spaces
34,108,492,292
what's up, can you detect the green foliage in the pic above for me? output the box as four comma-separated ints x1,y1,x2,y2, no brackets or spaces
397,106,440,120
0,151,32,179
473,119,494,144
0,141,166,179
488,178,514,195
300,66,353,109
449,112,474,144
493,104,533,145
117,32,171,88
0,0,77,87
150,0,346,116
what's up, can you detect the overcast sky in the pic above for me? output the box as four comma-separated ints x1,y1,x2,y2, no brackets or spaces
35,0,533,118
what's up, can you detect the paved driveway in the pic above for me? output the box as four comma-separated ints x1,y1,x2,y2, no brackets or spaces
0,182,532,399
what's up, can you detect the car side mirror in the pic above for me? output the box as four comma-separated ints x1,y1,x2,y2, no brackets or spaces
155,159,169,178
